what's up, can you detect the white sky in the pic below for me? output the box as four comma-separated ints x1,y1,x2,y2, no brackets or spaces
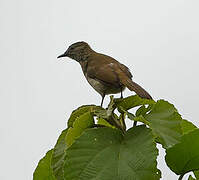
1,0,199,179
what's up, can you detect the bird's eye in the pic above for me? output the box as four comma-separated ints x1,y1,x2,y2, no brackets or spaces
70,47,74,50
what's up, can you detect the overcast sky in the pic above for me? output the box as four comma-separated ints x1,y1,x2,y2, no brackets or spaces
1,0,199,179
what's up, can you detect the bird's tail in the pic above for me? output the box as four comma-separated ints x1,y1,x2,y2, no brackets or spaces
121,78,152,99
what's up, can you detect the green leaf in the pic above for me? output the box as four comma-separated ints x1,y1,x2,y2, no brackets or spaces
144,100,182,148
189,175,196,180
136,105,147,116
114,95,155,111
97,117,115,128
66,112,94,146
136,104,153,117
33,149,56,180
93,96,115,119
126,111,135,120
181,119,197,134
51,129,68,180
165,129,199,175
93,96,123,130
133,115,150,125
67,105,101,127
194,170,199,179
93,108,110,120
64,126,161,180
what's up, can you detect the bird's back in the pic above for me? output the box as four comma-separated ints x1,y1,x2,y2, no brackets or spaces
87,52,133,79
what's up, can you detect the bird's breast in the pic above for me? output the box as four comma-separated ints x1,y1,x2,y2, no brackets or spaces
85,73,125,96
86,76,106,96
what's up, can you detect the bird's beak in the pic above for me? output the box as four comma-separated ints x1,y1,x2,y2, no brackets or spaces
57,54,66,58
57,50,68,59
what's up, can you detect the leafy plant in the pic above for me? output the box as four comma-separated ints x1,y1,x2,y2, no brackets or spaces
33,95,199,180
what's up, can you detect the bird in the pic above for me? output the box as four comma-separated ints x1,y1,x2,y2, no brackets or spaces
57,41,152,106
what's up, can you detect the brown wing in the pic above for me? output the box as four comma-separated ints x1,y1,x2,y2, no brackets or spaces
86,53,152,99
86,53,122,87
119,63,133,79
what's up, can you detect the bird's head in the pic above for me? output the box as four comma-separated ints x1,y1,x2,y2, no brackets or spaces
57,41,93,62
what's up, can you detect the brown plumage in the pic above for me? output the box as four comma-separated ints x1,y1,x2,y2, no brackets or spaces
57,41,152,106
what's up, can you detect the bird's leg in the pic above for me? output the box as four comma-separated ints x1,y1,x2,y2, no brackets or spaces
120,91,123,99
133,121,137,127
100,93,105,107
120,87,123,99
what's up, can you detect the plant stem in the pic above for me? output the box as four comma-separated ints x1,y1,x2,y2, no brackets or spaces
110,114,124,132
121,113,126,131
